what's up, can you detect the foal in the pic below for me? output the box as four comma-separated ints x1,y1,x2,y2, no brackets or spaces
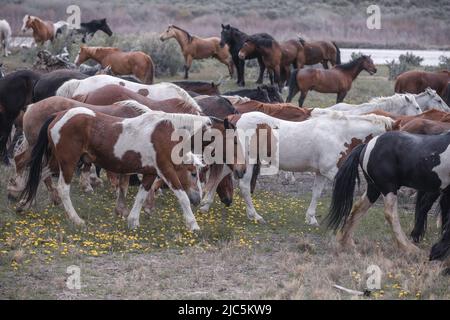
287,55,377,107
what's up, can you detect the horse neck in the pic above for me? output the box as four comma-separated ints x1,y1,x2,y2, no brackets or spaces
173,30,190,51
344,61,365,80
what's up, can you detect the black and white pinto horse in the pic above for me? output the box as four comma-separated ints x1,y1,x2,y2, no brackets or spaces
76,18,113,43
327,131,450,261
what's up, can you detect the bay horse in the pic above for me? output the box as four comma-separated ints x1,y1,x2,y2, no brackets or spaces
33,69,88,102
238,33,304,92
75,45,154,84
326,130,450,260
0,19,12,57
395,70,450,98
77,18,113,43
233,100,312,121
20,108,211,230
21,15,68,45
171,80,221,95
220,24,266,87
160,25,233,79
200,111,395,226
298,37,341,69
287,55,377,107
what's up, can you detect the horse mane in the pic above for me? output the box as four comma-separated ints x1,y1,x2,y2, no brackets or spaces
161,82,202,112
369,93,415,106
171,25,193,43
298,36,306,46
335,55,368,70
322,111,395,129
155,112,211,131
114,100,150,114
247,33,276,48
56,79,81,98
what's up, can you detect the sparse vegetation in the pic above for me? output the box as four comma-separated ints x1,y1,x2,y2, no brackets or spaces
386,52,424,80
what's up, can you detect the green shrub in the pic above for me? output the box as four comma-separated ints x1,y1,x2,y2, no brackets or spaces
386,52,424,80
438,55,450,70
350,51,364,61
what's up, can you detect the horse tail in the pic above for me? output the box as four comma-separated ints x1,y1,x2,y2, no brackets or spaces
20,115,55,204
286,68,299,103
430,218,450,261
144,56,154,84
394,79,402,93
411,191,440,243
250,164,260,194
325,143,365,231
332,42,341,65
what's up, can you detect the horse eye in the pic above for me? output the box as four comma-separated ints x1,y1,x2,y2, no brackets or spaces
191,172,197,178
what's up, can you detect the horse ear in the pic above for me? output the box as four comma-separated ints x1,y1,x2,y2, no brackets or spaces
393,119,402,131
221,24,225,28
405,95,411,102
224,118,236,130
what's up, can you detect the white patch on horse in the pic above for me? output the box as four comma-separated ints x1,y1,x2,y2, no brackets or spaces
50,107,95,145
432,144,450,189
362,135,380,174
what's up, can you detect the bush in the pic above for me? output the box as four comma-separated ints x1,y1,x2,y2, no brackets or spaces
386,52,424,80
350,51,364,61
398,52,423,66
438,55,450,70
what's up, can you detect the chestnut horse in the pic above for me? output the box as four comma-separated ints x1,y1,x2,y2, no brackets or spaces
395,70,450,98
75,45,154,84
21,15,68,45
233,100,312,121
160,25,233,79
298,37,341,69
238,33,304,92
287,55,377,107
401,118,450,135
20,108,210,230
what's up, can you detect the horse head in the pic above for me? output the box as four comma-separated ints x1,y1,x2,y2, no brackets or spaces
238,40,256,60
160,25,177,42
21,15,33,33
424,87,450,111
361,55,377,75
98,18,113,37
177,151,205,206
402,94,422,115
74,45,89,66
261,85,284,103
220,24,232,47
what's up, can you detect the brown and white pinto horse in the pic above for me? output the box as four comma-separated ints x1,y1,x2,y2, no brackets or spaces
159,25,233,79
21,15,68,45
75,45,154,84
21,108,211,230
298,37,341,69
287,55,377,107
395,70,450,98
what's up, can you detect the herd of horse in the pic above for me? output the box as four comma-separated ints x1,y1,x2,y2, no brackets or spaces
1,13,450,267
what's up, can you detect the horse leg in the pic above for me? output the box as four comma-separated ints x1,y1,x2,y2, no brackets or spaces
298,91,307,107
184,55,193,79
57,168,85,227
383,192,420,253
115,174,130,218
127,174,155,229
237,58,245,86
239,164,265,223
338,184,380,249
322,61,329,69
337,91,347,104
411,190,440,243
199,164,230,213
256,56,265,84
43,175,61,205
305,174,328,226
439,188,450,235
80,163,94,193
143,177,165,214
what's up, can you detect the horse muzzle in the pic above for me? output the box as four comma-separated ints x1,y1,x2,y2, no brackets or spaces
238,52,246,60
233,167,246,179
188,191,202,206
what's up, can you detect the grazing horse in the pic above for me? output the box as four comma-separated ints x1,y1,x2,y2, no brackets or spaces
220,24,266,86
287,55,377,107
77,18,113,43
74,45,154,84
160,25,233,79
395,70,450,98
21,15,68,45
200,111,395,225
326,130,450,260
0,19,11,57
233,101,312,121
171,81,221,95
298,37,341,69
21,108,211,230
32,69,88,102
56,75,200,110
224,85,283,103
0,70,41,157
238,33,302,92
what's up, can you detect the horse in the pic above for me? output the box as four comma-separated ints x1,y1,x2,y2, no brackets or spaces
220,24,266,87
238,33,302,92
171,81,221,95
21,15,68,45
0,70,41,157
224,85,283,103
395,70,450,98
74,45,154,84
298,37,341,69
56,75,201,110
32,69,88,102
160,25,233,79
287,55,377,107
200,111,396,226
77,18,113,43
444,82,450,107
233,101,312,121
0,19,11,57
401,118,450,135
20,108,212,231
413,87,450,112
326,130,450,260
0,63,4,78
312,94,422,117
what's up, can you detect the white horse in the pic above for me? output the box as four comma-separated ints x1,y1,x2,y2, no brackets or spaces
200,111,396,226
0,19,11,57
56,75,202,111
413,87,450,112
316,93,421,116
0,62,4,78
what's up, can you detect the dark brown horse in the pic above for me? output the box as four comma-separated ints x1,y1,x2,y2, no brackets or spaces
287,55,377,107
395,70,450,98
171,80,221,95
298,37,341,69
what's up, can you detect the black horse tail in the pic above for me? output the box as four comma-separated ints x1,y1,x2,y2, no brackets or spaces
20,115,56,204
333,41,341,65
430,219,450,261
286,68,299,103
325,143,366,231
410,191,441,243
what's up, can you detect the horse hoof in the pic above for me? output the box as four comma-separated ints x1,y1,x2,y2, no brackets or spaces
73,219,86,227
187,221,200,231
143,206,154,215
128,218,139,229
199,204,210,213
82,186,94,193
115,207,129,218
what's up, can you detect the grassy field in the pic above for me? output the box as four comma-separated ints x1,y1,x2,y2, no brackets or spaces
0,51,449,299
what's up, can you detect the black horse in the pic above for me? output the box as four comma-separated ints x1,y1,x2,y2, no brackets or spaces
220,24,265,87
326,131,450,261
33,69,88,102
0,70,41,157
223,85,283,103
77,18,113,43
